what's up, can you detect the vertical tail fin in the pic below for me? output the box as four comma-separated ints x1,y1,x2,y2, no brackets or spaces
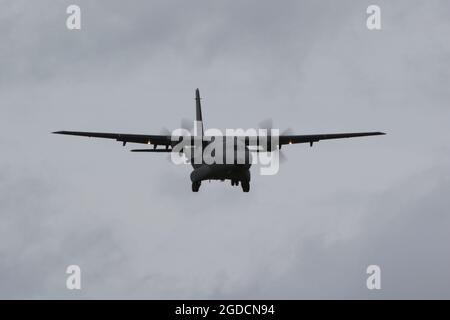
195,88,204,136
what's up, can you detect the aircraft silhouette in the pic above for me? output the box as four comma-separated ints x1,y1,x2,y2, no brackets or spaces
53,89,385,192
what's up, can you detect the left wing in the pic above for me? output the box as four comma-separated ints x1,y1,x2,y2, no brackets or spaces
52,131,175,146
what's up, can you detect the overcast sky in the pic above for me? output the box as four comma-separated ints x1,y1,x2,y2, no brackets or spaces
1,0,450,299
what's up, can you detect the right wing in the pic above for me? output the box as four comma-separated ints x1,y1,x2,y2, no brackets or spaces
278,132,386,146
242,131,385,148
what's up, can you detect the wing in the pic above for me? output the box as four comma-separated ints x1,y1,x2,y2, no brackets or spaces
54,130,385,149
279,131,386,147
52,131,174,146
242,131,385,149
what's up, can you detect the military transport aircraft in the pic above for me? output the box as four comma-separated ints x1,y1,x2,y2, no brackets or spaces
53,89,385,192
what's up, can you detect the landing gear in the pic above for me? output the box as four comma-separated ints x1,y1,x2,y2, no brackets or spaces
230,179,249,192
241,180,250,192
192,181,201,192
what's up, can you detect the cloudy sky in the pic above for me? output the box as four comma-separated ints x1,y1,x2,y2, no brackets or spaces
1,0,450,299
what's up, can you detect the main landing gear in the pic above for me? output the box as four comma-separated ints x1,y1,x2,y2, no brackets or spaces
231,180,250,192
192,181,201,192
241,180,250,192
192,180,250,192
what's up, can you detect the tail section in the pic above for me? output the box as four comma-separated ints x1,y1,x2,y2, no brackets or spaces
195,88,204,136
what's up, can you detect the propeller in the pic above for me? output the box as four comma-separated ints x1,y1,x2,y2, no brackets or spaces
281,127,294,136
181,118,194,133
257,118,292,163
258,118,273,132
258,118,293,135
160,127,171,136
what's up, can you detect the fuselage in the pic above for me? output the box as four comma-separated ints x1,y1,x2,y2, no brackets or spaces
189,140,252,184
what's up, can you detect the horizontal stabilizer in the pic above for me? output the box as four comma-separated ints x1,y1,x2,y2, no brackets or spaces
130,149,172,152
